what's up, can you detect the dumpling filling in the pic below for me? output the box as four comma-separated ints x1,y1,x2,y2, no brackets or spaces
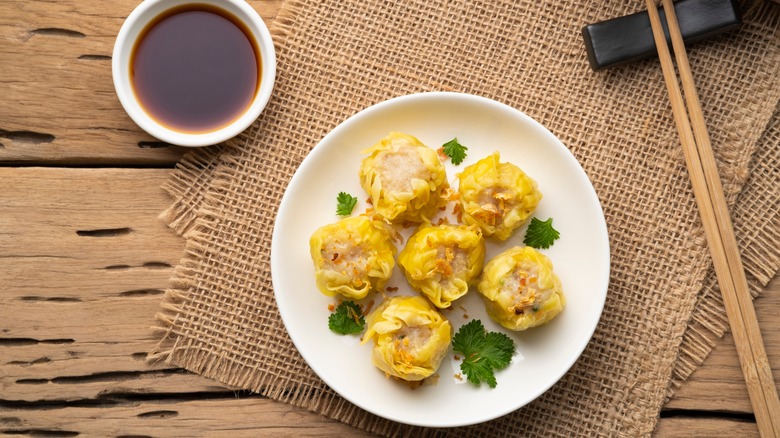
321,240,369,289
392,324,433,366
374,147,431,193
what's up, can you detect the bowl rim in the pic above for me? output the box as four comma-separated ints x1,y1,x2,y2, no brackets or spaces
111,0,276,147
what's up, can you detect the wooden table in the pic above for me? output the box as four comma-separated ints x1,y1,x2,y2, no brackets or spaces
1,1,778,436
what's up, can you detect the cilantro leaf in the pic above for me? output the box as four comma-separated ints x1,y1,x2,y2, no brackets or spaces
336,192,358,216
523,217,560,249
442,138,468,165
328,301,365,335
452,319,514,388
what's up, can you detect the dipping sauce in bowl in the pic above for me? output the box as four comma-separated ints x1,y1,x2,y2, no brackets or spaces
112,0,276,147
131,5,260,133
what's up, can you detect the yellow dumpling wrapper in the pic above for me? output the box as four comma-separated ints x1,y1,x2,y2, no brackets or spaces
309,216,396,299
458,152,541,240
398,224,485,308
477,246,564,331
362,295,452,381
359,132,449,223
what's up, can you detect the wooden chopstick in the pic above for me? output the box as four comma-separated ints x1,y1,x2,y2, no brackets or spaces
645,0,780,435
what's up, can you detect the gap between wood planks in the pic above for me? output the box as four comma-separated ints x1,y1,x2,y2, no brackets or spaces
0,162,179,169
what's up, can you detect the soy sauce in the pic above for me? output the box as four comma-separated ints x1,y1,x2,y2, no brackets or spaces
130,4,260,133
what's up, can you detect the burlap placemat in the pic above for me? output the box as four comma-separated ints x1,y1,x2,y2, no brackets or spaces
150,1,780,435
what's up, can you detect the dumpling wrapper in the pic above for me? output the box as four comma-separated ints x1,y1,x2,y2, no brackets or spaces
359,132,449,223
362,295,451,381
477,246,564,331
398,224,485,308
309,215,396,299
458,152,541,240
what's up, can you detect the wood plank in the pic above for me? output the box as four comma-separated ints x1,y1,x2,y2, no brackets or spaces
665,275,780,413
1,398,373,437
1,169,179,267
0,168,184,302
655,417,758,437
0,0,282,165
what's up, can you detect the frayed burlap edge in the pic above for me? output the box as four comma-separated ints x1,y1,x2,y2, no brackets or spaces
157,144,224,235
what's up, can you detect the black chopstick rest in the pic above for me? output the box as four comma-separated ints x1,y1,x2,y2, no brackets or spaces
581,0,741,71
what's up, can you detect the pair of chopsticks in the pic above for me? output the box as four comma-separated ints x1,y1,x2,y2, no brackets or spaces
644,0,780,435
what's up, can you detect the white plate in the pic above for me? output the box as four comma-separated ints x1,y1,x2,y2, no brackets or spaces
271,92,609,427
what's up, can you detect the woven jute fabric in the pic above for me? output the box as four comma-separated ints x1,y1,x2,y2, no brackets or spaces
151,1,780,436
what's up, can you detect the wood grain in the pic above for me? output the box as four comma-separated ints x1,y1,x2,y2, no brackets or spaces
0,0,281,165
2,398,373,437
0,167,777,436
655,417,759,437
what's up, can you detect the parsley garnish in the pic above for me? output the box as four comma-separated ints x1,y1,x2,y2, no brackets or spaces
328,301,365,335
336,192,358,216
523,217,560,249
442,138,468,165
452,319,515,388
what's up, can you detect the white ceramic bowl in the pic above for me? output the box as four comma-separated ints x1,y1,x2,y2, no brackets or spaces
112,0,276,147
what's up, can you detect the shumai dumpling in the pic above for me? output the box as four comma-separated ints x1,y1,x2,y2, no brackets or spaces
362,295,451,381
477,246,564,331
458,152,541,240
398,224,485,308
359,132,449,223
309,215,396,300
